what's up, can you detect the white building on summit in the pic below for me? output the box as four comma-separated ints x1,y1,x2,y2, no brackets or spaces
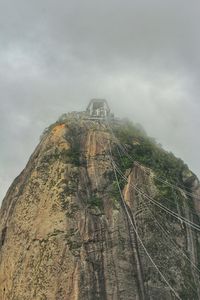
86,99,112,119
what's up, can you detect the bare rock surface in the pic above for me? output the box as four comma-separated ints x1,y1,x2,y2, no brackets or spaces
0,117,200,300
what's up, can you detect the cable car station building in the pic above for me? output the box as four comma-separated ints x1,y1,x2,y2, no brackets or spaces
86,99,113,120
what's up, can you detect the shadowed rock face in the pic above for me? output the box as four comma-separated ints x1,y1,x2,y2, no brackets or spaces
0,117,200,300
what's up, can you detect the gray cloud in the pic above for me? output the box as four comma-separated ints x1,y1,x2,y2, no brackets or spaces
0,0,200,202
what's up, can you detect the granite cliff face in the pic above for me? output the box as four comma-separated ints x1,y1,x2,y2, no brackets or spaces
0,115,200,300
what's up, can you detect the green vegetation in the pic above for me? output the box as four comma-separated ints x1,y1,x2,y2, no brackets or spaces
111,119,193,217
114,121,188,184
110,180,124,199
113,120,189,186
40,147,80,168
65,124,81,166
65,148,80,166
87,196,102,209
113,119,147,144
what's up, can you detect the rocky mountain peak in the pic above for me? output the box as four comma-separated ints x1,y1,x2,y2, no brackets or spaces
0,113,200,299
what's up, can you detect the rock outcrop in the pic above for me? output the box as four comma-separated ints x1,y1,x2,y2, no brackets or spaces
0,115,200,300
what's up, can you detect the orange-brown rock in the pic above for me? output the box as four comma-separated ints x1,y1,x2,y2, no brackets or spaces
0,116,200,299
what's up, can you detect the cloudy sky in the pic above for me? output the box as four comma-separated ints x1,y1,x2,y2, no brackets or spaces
0,0,200,203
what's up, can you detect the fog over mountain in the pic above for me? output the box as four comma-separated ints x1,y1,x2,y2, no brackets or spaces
0,0,200,202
